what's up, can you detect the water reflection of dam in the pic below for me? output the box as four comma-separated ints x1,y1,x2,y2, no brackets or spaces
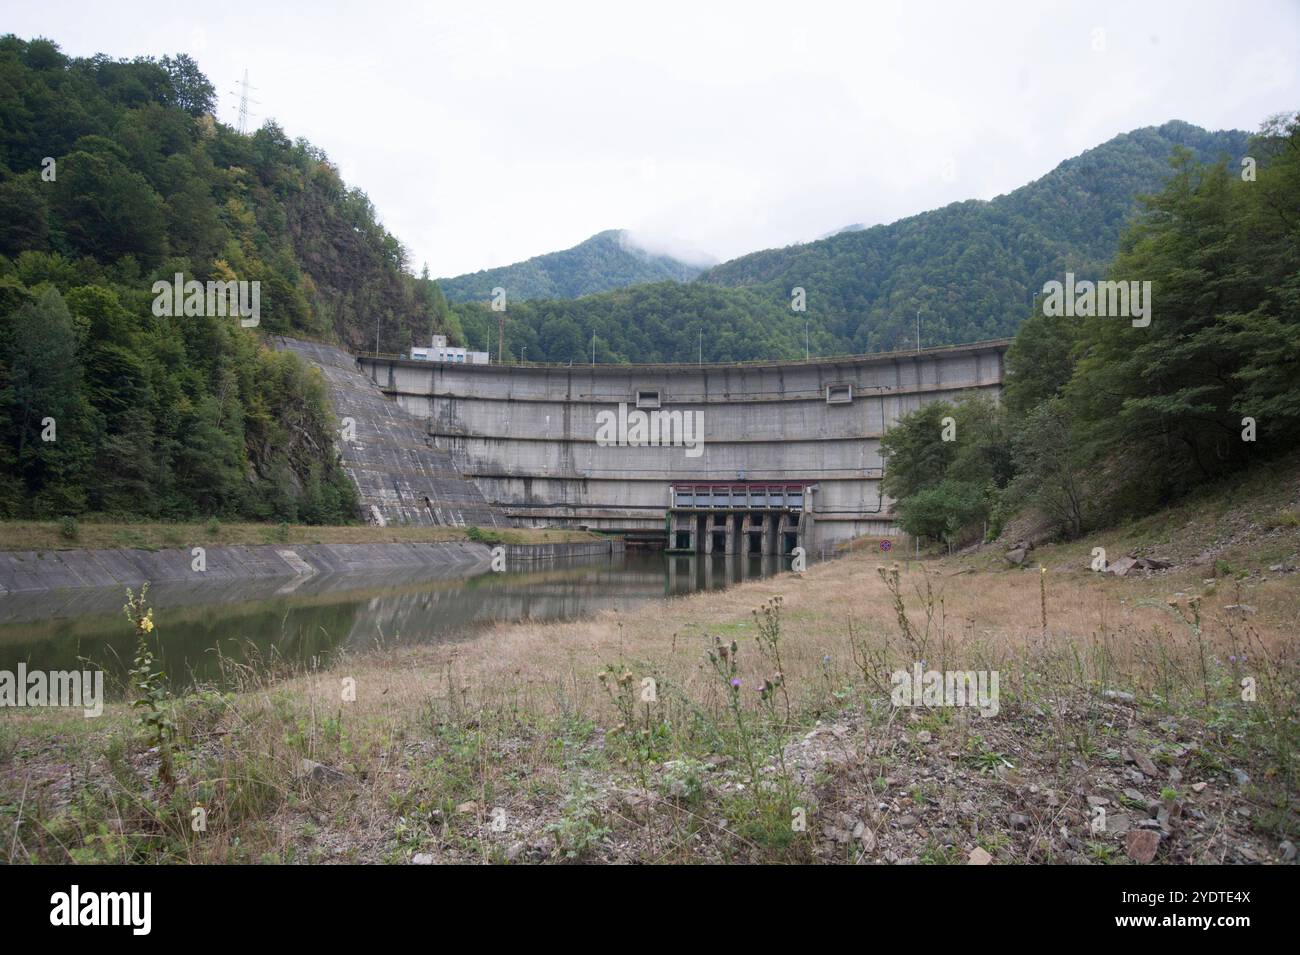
336,553,791,651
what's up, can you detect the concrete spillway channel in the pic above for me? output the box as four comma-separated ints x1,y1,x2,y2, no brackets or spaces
275,337,505,528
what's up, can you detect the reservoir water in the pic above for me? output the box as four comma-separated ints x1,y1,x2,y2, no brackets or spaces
0,552,795,695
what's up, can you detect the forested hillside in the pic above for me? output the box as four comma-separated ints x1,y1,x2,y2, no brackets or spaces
0,36,451,520
0,32,1277,527
702,121,1250,352
454,122,1251,364
880,113,1300,543
438,229,708,304
453,281,800,365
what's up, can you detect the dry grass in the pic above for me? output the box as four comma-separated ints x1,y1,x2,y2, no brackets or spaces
277,555,1296,718
3,530,1297,864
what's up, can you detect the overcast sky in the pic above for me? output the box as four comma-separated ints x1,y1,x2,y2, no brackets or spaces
10,1,1299,277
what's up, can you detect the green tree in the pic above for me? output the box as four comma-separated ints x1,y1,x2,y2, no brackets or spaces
161,53,215,116
1002,307,1079,416
50,150,166,265
1003,400,1090,538
0,176,49,256
0,288,95,513
1063,119,1300,515
896,479,986,552
173,395,243,515
880,401,959,500
947,396,1015,491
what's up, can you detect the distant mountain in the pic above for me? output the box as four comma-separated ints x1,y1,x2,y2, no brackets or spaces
817,223,868,239
449,121,1253,363
698,121,1251,352
438,229,711,303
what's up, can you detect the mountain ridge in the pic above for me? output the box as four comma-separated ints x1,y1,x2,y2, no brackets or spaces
438,228,709,303
446,120,1252,363
706,120,1247,285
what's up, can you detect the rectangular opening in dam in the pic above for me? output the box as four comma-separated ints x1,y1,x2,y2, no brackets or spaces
667,482,812,556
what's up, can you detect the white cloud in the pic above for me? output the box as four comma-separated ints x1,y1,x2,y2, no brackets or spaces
10,0,1298,275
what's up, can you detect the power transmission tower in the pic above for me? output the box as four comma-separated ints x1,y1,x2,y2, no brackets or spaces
230,70,259,135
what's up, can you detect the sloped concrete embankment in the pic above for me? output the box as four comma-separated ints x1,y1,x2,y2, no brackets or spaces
0,541,626,610
0,541,494,596
274,337,505,528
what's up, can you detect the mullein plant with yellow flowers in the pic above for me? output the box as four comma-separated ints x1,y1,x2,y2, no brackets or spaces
124,585,175,794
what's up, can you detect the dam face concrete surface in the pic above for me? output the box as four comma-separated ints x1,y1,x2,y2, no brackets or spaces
276,338,505,528
359,341,1009,552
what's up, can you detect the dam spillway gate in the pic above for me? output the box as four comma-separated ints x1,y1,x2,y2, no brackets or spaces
667,482,810,555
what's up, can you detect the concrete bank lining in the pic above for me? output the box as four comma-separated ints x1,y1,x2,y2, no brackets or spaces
503,540,626,562
0,540,630,598
0,542,494,596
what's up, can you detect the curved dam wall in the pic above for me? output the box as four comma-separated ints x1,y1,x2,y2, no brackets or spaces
358,340,1008,550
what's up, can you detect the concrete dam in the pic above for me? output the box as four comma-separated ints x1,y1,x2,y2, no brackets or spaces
275,338,505,528
350,340,1009,554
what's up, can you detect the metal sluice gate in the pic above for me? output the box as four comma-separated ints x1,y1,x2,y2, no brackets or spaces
666,482,814,555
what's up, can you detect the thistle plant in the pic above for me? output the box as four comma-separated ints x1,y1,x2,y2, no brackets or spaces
597,663,657,788
597,663,638,734
848,612,893,698
124,584,174,794
878,562,929,662
704,634,758,785
752,596,791,725
1039,565,1049,635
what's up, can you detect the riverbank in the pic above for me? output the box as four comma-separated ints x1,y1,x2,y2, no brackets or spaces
0,519,599,553
2,524,1295,864
0,537,625,596
0,540,494,596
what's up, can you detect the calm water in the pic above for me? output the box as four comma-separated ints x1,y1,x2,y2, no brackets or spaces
0,552,795,695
